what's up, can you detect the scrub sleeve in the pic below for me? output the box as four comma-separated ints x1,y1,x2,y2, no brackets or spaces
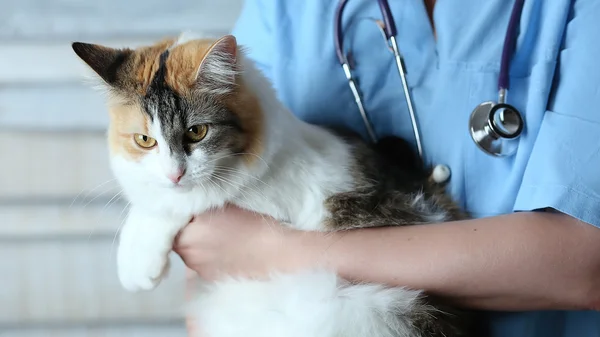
513,1,600,228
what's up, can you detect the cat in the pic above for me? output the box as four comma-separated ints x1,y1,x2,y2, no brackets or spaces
72,33,474,337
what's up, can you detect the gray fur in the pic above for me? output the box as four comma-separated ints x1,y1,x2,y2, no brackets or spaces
141,50,248,163
324,132,467,230
322,132,476,337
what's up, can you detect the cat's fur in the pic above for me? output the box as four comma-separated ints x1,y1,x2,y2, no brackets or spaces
72,33,473,337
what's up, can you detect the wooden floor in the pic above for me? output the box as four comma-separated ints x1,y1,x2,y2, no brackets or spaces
0,0,243,335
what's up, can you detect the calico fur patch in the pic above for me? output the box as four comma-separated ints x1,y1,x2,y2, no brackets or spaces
72,36,264,165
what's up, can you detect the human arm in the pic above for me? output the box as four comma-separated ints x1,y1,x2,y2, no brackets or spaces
175,206,600,312
309,210,600,311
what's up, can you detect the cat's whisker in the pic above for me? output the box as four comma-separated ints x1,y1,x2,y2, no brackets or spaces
205,152,270,169
211,169,272,200
261,214,282,237
80,185,120,211
203,153,245,165
207,176,237,201
86,195,121,241
102,190,124,212
87,191,124,241
210,174,257,208
205,177,261,222
197,181,209,194
211,172,272,207
69,178,118,209
236,152,270,169
87,190,123,241
117,201,131,221
211,171,247,190
212,175,262,201
213,166,273,188
209,172,279,233
86,228,97,242
109,223,124,259
109,201,131,259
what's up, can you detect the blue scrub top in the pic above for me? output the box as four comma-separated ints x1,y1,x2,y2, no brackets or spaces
231,0,600,336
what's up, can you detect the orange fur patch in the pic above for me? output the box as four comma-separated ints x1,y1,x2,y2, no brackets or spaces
119,37,177,96
225,76,264,165
164,39,216,95
107,100,153,162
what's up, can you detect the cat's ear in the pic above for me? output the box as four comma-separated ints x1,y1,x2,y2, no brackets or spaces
195,35,240,95
72,42,132,86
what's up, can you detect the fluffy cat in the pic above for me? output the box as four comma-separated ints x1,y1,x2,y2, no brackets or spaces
72,33,474,337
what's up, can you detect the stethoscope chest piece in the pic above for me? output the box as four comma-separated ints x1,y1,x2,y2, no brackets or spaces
469,101,523,157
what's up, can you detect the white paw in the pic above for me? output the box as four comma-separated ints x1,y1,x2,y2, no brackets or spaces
115,206,190,292
117,244,170,292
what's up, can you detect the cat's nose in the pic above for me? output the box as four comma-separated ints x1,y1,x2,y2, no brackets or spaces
167,169,186,184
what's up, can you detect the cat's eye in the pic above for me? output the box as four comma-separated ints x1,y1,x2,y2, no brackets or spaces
185,125,209,142
133,134,157,149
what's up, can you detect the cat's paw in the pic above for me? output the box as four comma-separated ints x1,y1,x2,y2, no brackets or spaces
117,243,170,292
116,207,188,292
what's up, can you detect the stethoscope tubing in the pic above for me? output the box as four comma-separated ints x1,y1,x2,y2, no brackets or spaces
335,0,527,159
335,0,424,158
499,0,526,94
334,0,398,65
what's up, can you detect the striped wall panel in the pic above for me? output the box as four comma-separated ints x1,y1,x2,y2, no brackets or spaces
1,0,245,334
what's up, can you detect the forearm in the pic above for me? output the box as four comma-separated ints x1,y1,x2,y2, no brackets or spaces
301,211,600,311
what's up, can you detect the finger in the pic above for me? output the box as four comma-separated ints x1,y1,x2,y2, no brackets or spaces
172,229,190,249
174,220,214,248
191,203,246,224
175,249,203,277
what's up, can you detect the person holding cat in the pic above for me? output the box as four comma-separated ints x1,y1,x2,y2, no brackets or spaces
175,0,600,336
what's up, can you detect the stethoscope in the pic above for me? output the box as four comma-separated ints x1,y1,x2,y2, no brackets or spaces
335,0,526,183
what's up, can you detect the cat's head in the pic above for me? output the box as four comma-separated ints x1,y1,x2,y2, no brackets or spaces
72,35,265,193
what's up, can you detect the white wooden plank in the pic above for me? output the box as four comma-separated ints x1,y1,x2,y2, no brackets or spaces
0,203,126,238
0,84,109,131
0,41,103,84
0,326,187,337
0,0,243,41
0,37,219,84
0,131,114,200
0,239,187,323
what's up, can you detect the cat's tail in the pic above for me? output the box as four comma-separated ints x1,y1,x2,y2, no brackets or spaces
186,270,466,337
373,136,426,174
374,136,453,186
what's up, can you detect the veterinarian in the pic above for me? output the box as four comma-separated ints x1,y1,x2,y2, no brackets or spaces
175,0,600,336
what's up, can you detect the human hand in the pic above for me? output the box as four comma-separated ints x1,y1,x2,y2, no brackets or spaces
173,204,321,281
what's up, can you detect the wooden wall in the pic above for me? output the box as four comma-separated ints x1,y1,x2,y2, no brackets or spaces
0,1,244,335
